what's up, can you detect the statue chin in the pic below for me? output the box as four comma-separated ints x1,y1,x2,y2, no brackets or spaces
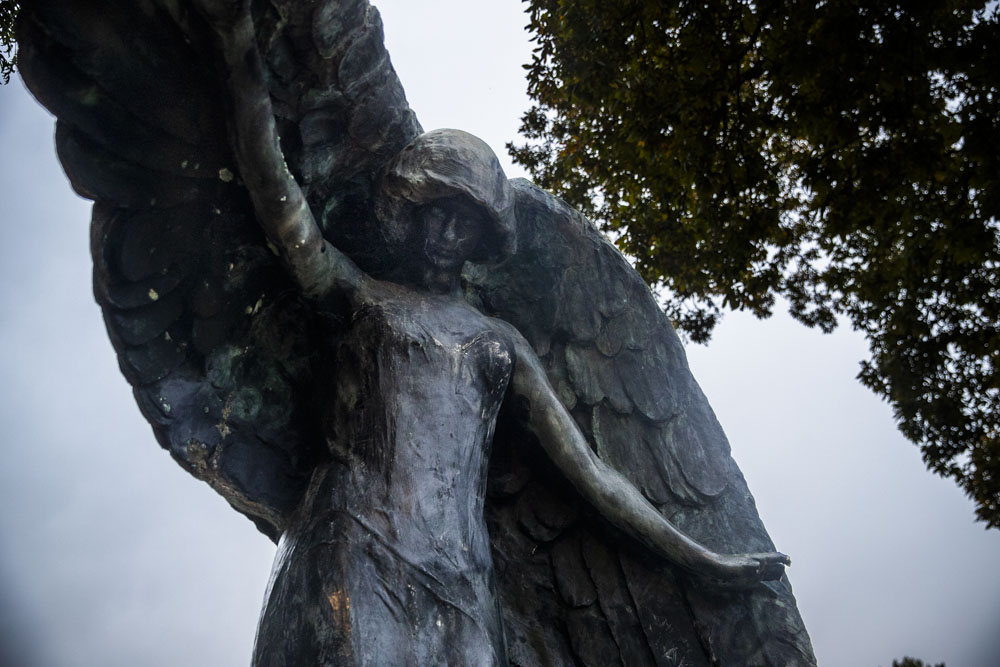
424,249,465,271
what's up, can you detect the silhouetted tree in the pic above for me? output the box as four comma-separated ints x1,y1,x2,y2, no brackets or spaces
0,1,17,84
513,0,1000,528
892,657,946,667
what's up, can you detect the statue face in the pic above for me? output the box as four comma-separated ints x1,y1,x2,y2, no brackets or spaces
417,197,487,271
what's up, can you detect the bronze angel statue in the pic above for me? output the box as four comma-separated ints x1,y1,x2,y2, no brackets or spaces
18,0,816,664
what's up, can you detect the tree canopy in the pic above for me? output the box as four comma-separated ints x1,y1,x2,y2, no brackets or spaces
892,658,946,667
511,1,1000,527
0,1,17,84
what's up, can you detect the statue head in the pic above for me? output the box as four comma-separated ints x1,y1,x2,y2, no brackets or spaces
375,129,516,267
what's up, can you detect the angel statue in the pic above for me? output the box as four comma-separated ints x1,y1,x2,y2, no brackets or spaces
17,0,816,664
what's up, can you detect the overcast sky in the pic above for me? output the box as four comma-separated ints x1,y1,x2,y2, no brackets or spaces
1,2,998,666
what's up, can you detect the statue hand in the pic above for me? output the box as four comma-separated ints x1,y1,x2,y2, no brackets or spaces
712,551,790,585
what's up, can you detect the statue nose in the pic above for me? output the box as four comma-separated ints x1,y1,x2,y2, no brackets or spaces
441,216,460,242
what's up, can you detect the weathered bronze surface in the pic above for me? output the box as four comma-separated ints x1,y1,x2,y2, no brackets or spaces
18,1,816,664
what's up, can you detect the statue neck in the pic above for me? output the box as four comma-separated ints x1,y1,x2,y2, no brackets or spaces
416,265,461,296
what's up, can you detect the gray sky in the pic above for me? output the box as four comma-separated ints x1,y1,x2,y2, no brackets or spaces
1,1,998,665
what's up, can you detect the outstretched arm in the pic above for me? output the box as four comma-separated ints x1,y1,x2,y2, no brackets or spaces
193,0,365,300
508,334,788,585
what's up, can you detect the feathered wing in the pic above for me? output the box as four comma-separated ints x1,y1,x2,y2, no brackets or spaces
18,0,421,539
469,180,816,666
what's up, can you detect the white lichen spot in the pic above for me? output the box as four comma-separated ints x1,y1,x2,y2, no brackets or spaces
181,160,189,169
219,167,234,182
213,207,222,215
266,241,280,257
148,288,160,301
193,163,200,170
436,617,443,629
164,332,172,342
217,399,233,438
161,401,171,413
279,195,287,202
244,297,265,316
150,198,157,206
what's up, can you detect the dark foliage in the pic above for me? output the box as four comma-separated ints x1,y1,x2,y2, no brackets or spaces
892,657,946,667
0,1,17,84
512,0,1000,528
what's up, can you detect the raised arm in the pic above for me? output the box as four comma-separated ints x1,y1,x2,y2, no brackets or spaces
194,1,365,300
508,333,789,585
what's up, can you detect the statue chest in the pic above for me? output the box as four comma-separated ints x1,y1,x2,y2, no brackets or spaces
320,295,514,516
